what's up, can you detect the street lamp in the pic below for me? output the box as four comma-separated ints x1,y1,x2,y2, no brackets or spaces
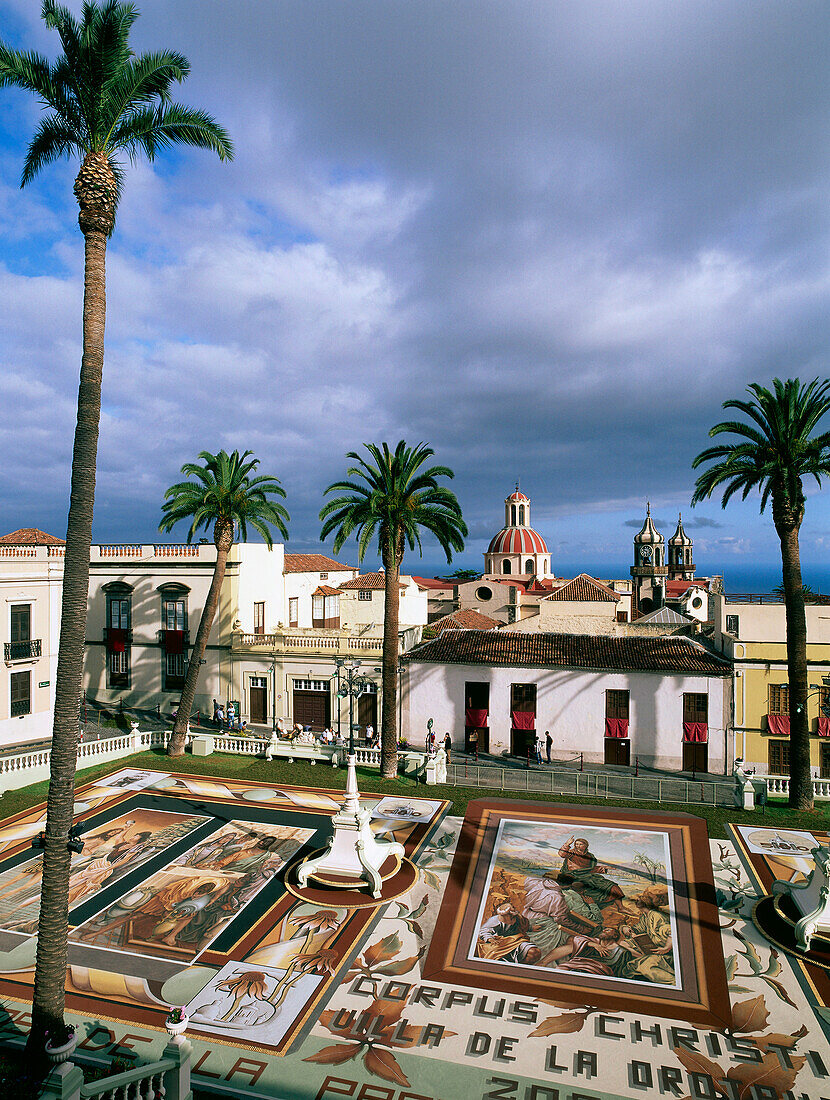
296,656,403,898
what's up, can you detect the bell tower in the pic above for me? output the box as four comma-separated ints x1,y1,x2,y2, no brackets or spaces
668,513,695,582
630,503,667,616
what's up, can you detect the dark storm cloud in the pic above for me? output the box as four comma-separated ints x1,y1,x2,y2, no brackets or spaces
0,1,827,565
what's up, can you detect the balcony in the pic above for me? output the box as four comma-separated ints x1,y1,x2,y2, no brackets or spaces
4,639,41,662
233,628,383,656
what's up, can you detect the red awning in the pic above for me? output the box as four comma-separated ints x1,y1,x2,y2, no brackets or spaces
605,718,629,739
818,716,830,737
164,629,184,654
107,628,127,654
465,708,488,728
511,710,536,730
683,721,708,743
767,714,790,737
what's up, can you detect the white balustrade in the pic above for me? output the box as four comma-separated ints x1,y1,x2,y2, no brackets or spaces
759,774,830,800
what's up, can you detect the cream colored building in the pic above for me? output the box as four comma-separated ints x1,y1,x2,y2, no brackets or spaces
713,594,830,777
0,529,64,748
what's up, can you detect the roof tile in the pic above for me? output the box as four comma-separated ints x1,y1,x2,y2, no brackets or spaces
0,528,65,546
405,630,729,676
283,554,353,573
545,574,619,603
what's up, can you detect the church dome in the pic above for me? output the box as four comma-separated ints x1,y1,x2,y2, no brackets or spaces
487,526,548,555
505,489,529,503
634,503,664,545
669,512,693,547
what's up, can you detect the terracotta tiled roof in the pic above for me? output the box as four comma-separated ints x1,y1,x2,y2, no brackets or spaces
312,585,340,597
283,554,353,573
0,528,65,546
431,609,502,633
665,579,707,596
545,574,619,603
411,576,456,590
339,571,407,591
487,526,548,555
405,630,730,676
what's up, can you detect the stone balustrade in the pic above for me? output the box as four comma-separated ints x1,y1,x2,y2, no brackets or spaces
759,774,830,799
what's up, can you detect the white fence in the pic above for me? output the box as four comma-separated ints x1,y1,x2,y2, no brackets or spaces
0,726,396,794
759,774,830,800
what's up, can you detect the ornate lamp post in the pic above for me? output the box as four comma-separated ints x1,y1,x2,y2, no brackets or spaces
296,657,403,897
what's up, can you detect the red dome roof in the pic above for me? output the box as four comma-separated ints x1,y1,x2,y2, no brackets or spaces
487,527,548,555
506,490,529,502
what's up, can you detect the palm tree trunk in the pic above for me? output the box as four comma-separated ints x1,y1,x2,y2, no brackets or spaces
380,548,401,779
776,517,813,810
28,229,107,1055
167,547,229,756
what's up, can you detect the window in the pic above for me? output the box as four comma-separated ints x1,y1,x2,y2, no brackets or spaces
163,598,186,631
358,590,372,601
606,690,629,719
726,614,739,637
525,559,534,573
293,679,327,691
768,739,789,775
10,604,30,642
616,611,629,623
476,587,492,601
324,594,340,628
106,593,131,688
769,684,789,715
511,683,536,713
683,693,708,723
166,652,187,686
161,593,187,690
10,670,31,717
312,595,325,627
253,601,265,635
502,561,512,575
320,573,328,580
289,597,299,627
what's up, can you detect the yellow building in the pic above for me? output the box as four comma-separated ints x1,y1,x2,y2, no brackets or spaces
714,595,830,777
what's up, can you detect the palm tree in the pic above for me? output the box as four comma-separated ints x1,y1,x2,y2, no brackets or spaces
692,378,830,811
320,442,467,778
160,450,289,756
0,1,232,1051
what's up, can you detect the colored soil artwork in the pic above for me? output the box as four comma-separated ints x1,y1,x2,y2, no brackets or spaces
1,776,830,1100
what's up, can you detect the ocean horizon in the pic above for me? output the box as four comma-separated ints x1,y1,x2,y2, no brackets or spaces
410,559,830,595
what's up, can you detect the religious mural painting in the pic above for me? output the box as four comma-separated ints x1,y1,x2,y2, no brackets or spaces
2,775,830,1098
424,799,732,1028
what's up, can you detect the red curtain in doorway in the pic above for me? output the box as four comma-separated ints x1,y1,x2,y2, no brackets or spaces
818,716,830,737
107,628,126,653
465,708,488,728
766,714,790,737
511,710,535,730
164,630,184,654
683,722,708,743
605,718,629,738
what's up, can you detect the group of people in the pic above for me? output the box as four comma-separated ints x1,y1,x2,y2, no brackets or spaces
212,699,247,733
426,729,452,761
532,730,554,764
477,835,674,985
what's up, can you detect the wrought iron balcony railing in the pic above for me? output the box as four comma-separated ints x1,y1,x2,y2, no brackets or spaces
4,639,41,662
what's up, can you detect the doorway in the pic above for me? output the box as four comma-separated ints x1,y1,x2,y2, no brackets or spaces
293,689,330,731
357,691,377,732
250,676,267,725
682,741,708,773
604,739,630,766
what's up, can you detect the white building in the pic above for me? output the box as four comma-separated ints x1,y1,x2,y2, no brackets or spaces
402,629,730,772
0,529,64,749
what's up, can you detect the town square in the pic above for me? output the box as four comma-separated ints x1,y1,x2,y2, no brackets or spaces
0,2,828,1098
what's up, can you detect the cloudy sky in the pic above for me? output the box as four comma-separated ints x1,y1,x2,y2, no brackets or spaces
0,2,828,578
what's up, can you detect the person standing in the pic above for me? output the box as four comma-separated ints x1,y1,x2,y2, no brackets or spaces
443,732,452,763
545,730,553,764
535,735,543,765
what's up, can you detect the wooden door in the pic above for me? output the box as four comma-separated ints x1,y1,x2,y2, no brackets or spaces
357,692,377,731
604,739,630,766
250,681,267,724
821,743,830,779
465,727,489,753
293,690,330,731
511,728,535,759
682,741,708,773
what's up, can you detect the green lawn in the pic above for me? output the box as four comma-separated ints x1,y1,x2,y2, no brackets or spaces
1,748,827,839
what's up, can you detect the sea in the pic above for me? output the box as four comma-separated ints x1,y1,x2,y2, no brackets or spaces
413,560,830,596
